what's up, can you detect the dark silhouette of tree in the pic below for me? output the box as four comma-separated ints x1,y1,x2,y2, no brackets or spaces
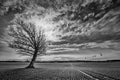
7,19,47,68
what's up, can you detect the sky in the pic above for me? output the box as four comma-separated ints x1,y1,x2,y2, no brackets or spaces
0,0,120,61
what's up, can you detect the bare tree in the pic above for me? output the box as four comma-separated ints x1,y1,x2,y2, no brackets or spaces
7,20,47,68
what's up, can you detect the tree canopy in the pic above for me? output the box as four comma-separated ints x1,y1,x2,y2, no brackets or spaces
7,19,46,56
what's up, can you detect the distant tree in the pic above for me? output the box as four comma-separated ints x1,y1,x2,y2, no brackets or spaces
7,19,47,68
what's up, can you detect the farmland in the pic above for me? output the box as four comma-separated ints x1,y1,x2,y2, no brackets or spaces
0,61,120,80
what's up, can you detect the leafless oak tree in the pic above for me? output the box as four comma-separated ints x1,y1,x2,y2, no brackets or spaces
7,20,47,68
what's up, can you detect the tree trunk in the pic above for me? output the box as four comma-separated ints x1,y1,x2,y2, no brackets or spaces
26,50,37,68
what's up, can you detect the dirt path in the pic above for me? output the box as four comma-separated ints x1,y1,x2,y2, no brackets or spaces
69,63,118,80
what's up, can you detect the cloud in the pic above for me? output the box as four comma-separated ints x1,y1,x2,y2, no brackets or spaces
56,6,120,44
78,41,120,50
0,0,120,61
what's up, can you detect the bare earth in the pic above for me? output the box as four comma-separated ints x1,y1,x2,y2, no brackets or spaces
0,62,120,80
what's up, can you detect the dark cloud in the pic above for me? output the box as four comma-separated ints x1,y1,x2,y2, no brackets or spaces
55,6,120,44
0,14,14,55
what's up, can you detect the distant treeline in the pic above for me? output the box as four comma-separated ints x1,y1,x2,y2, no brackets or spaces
35,60,120,63
0,60,120,63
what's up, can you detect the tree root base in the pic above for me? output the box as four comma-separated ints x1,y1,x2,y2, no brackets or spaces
25,65,35,68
